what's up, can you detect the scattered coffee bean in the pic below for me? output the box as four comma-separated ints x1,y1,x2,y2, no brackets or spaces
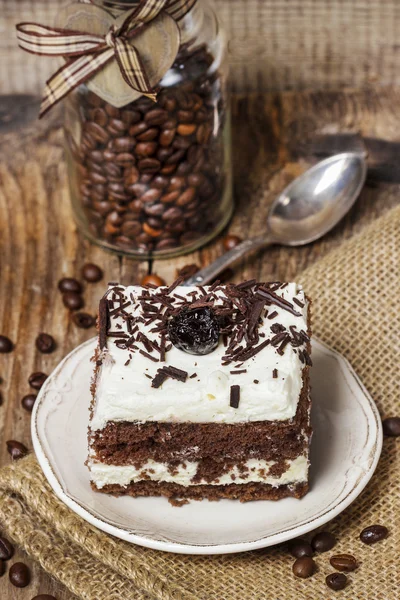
0,559,4,577
6,440,28,461
292,556,316,579
0,336,13,353
311,531,336,552
28,372,48,390
62,292,84,311
382,417,400,437
0,536,14,560
223,234,243,252
326,572,347,591
360,524,388,545
82,263,103,283
35,333,56,354
9,562,30,588
73,312,96,329
176,264,200,279
21,394,37,413
32,596,58,600
58,278,82,294
289,539,314,559
141,274,166,287
330,554,358,572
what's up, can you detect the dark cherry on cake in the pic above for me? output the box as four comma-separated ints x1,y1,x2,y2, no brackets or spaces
168,307,220,355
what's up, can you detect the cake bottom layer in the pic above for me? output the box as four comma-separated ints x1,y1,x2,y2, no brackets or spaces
91,480,309,502
89,454,309,498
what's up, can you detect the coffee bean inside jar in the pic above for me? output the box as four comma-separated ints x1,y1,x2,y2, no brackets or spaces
65,27,232,259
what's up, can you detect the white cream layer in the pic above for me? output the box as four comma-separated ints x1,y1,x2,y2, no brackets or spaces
89,455,309,489
91,283,309,429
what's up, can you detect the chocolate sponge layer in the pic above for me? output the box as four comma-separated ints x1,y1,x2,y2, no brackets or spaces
91,480,309,502
90,368,311,465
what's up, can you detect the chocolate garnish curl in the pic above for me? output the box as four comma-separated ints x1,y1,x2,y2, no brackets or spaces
230,385,240,409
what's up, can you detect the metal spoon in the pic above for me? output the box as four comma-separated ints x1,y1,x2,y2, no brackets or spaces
184,152,367,286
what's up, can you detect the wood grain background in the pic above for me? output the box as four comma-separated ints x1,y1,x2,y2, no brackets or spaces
1,86,400,598
2,0,400,95
1,5,400,599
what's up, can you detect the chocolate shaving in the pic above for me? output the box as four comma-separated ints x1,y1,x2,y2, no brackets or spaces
253,379,259,384
108,300,131,317
151,371,169,388
125,334,137,347
271,323,286,334
277,335,290,355
230,369,247,375
300,329,310,343
159,335,166,362
293,297,305,308
98,297,109,350
271,332,288,346
230,385,240,409
151,365,188,388
267,311,278,320
190,373,198,378
257,287,302,317
173,293,186,301
234,339,271,363
167,277,184,294
248,300,265,336
107,331,128,338
163,365,188,382
141,303,158,313
236,279,257,290
138,332,153,353
115,340,128,349
198,285,207,296
273,368,278,378
143,283,159,289
139,349,159,363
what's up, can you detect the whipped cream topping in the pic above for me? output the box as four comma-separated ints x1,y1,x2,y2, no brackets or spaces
89,455,309,489
91,282,309,429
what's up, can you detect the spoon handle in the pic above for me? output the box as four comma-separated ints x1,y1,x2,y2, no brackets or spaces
183,234,274,286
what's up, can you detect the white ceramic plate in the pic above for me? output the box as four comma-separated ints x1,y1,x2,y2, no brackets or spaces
32,337,382,555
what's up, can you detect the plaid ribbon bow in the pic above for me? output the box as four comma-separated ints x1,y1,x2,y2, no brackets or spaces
16,0,197,118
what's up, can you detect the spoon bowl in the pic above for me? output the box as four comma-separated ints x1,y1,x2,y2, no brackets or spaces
268,153,367,245
184,152,367,286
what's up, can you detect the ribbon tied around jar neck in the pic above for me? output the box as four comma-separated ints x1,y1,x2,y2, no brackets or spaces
16,0,197,118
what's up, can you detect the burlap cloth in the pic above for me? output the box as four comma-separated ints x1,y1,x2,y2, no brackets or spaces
1,205,399,600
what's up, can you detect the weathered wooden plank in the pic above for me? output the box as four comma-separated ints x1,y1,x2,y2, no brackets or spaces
2,0,400,95
0,87,399,599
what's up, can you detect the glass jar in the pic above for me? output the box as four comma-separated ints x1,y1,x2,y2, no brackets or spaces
64,0,232,259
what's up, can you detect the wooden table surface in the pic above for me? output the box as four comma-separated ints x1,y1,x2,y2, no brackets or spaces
0,86,399,599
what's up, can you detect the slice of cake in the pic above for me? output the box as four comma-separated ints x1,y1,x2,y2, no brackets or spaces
88,279,312,502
